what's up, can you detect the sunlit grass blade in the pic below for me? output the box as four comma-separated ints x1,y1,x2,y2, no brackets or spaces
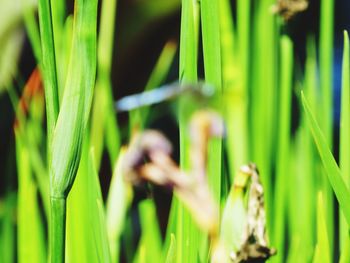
301,92,350,225
166,0,199,261
220,0,249,176
313,192,331,263
16,132,46,263
286,39,318,262
66,142,111,263
134,199,163,263
319,0,335,250
200,1,222,260
106,148,133,263
339,30,350,259
48,0,98,261
273,36,293,263
90,0,119,170
165,234,176,263
249,0,278,234
201,0,222,202
38,0,59,146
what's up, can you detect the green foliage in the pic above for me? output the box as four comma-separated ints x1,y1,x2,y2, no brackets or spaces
4,0,350,262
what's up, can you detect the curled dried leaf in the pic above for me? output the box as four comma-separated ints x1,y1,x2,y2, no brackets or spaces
189,109,225,180
215,164,275,263
232,164,276,262
122,129,219,234
122,110,224,235
271,0,308,21
122,130,173,184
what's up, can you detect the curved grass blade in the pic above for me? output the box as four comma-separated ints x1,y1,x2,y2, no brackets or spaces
106,148,133,263
38,0,59,147
49,0,98,261
66,142,111,263
301,92,350,226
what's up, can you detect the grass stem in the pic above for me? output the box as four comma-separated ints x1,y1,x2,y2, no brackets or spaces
50,197,66,263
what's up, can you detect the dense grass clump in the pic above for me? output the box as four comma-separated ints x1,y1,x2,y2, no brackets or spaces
1,0,349,262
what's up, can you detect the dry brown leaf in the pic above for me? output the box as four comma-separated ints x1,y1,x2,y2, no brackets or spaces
271,0,308,21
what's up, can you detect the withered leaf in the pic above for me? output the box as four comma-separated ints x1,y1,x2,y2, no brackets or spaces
271,0,308,21
122,110,224,235
231,164,276,263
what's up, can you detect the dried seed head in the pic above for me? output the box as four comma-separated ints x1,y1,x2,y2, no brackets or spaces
271,0,308,21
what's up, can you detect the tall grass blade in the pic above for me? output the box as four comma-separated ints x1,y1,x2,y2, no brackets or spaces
16,132,46,263
38,0,59,146
0,193,16,263
106,148,133,263
313,192,331,263
66,142,111,263
302,92,350,225
319,0,335,250
339,30,350,259
273,36,293,263
90,0,119,170
201,0,223,202
49,0,98,261
134,199,163,263
166,0,199,261
165,234,176,263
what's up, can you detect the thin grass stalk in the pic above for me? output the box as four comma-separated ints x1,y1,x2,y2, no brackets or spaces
37,0,59,152
273,36,293,263
250,0,277,234
302,92,350,226
48,0,98,261
90,0,118,170
166,0,199,261
201,0,222,206
339,30,350,258
50,198,66,263
319,0,335,251
220,0,249,176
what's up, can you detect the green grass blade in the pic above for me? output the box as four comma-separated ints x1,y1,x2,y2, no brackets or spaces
220,0,249,175
301,92,350,225
201,0,222,203
165,234,176,263
273,36,293,263
129,41,177,131
166,0,199,261
319,0,335,251
134,199,163,263
249,0,278,234
50,0,98,199
313,192,331,263
90,0,119,170
49,0,98,261
38,0,59,146
319,0,334,145
0,193,16,263
66,141,111,263
339,30,350,259
16,132,46,263
106,148,133,263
